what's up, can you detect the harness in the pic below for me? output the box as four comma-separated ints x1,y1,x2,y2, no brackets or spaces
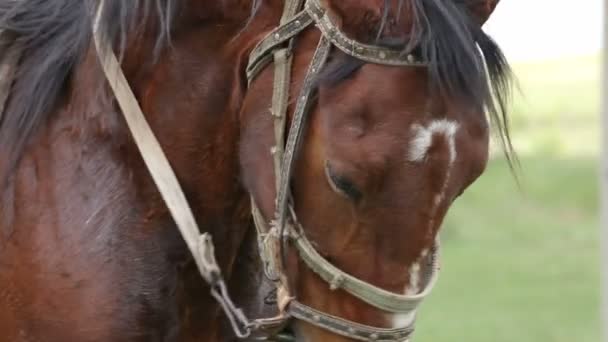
0,0,441,340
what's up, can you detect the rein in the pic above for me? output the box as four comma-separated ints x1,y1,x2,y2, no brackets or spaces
0,0,441,340
91,3,258,338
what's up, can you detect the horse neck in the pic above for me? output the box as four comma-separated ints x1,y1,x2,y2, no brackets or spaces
53,8,262,258
0,2,283,340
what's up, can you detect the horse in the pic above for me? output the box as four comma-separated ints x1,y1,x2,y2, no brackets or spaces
0,0,514,341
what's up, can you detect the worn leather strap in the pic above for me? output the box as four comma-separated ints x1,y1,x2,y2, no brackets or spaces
93,5,212,286
270,0,307,221
292,226,440,313
274,35,332,242
92,2,254,339
253,0,305,318
305,0,422,66
288,300,413,341
247,0,423,84
247,9,312,82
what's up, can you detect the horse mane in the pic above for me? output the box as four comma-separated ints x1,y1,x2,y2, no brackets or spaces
0,0,516,185
320,0,516,167
412,0,516,167
0,0,178,183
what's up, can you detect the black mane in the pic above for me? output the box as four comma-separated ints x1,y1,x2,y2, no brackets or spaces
320,0,516,167
0,0,178,182
0,0,516,184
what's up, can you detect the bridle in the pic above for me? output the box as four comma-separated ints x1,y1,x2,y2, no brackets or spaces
0,0,443,341
245,0,440,340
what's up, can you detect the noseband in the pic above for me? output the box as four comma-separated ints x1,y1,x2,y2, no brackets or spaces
87,0,441,341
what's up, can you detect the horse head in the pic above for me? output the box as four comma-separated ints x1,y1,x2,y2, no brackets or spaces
239,0,511,340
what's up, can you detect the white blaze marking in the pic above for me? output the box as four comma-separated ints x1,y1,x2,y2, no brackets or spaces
404,248,428,296
390,119,460,329
405,262,421,295
392,114,460,327
390,248,430,328
391,311,417,330
408,119,459,163
408,118,460,211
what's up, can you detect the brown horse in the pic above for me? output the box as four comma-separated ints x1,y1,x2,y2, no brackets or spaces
0,0,513,341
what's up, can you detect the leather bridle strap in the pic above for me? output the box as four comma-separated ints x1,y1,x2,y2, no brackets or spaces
247,0,423,83
92,2,256,339
292,226,440,312
304,0,422,66
288,301,413,341
266,0,306,287
274,34,332,248
250,0,306,322
246,9,312,82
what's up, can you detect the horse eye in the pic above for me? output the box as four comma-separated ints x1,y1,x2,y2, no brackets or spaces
324,162,362,201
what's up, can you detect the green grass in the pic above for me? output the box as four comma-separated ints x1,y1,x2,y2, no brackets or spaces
499,54,600,157
415,55,600,341
416,157,599,341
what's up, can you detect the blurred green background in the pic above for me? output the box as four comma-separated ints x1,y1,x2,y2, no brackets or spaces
415,53,600,340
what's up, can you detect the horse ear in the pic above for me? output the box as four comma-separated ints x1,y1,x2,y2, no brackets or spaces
465,0,500,26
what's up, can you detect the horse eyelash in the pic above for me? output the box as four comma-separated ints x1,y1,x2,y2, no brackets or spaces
325,163,363,202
